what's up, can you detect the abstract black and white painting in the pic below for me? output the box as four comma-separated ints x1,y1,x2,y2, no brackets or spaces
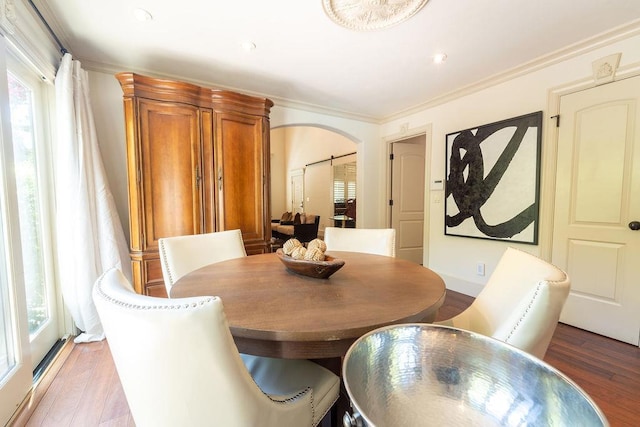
445,111,542,244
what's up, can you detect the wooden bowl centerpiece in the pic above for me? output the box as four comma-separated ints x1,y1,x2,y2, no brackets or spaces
275,248,345,279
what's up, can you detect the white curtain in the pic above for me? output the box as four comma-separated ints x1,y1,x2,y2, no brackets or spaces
54,53,131,343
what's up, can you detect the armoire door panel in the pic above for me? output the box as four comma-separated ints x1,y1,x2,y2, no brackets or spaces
139,99,202,249
200,108,216,232
215,112,266,244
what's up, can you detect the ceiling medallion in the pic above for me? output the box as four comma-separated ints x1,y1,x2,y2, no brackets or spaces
322,0,429,31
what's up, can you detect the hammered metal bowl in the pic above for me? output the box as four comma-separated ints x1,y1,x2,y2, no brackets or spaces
342,324,607,427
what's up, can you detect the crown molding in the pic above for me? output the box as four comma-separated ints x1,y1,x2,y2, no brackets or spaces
53,16,640,126
79,58,381,124
382,18,640,123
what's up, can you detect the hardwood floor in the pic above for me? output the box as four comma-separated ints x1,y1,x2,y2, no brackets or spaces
9,290,639,426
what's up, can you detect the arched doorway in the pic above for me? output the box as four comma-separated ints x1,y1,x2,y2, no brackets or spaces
270,125,358,238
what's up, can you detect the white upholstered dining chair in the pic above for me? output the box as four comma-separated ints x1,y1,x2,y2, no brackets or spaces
93,267,340,427
435,247,571,360
158,229,246,295
323,227,396,257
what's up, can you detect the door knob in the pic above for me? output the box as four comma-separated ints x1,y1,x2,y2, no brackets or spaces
630,221,640,231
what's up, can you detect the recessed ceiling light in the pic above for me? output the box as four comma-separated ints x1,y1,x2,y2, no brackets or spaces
133,8,153,22
241,41,257,52
433,53,447,64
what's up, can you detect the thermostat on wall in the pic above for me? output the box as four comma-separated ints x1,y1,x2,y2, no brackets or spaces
431,179,444,190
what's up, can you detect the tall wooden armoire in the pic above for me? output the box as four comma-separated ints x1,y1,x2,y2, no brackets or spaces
116,73,273,296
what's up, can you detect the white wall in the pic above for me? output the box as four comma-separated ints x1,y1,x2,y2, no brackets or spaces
270,128,287,217
88,71,129,242
381,31,640,295
88,27,640,299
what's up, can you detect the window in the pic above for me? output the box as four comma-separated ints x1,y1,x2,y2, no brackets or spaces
8,71,49,336
333,161,356,203
0,44,60,426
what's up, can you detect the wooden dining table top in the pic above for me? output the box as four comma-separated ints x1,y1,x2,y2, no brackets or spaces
171,251,446,359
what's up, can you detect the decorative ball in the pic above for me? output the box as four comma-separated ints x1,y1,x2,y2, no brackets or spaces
304,247,325,261
307,238,327,253
283,238,302,255
290,246,307,260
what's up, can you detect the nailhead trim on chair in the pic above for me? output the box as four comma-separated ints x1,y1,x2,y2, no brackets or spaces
504,274,570,345
505,282,542,344
246,373,317,427
503,247,569,346
245,365,335,427
267,385,314,426
95,272,215,310
158,239,177,288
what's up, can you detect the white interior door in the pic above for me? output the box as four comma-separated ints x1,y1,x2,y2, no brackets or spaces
391,135,425,264
291,170,304,213
552,75,640,346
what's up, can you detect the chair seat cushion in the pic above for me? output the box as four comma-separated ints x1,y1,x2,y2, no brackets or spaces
275,224,294,235
241,354,339,426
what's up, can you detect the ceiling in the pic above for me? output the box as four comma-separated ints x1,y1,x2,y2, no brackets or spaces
38,0,640,121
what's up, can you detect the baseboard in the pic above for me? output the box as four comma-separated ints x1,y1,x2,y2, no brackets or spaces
439,274,484,298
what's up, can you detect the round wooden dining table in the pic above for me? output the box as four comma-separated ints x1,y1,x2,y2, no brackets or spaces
171,251,447,360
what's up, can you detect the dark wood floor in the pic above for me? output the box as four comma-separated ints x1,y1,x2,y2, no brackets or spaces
10,290,640,426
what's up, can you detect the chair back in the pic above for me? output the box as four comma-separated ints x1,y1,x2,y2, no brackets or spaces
438,247,570,359
159,229,246,295
324,227,396,257
93,267,304,426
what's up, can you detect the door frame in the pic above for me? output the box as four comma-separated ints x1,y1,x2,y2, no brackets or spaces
539,65,640,260
384,124,432,265
289,168,305,213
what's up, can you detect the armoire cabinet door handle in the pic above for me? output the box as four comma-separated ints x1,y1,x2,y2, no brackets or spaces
218,167,223,191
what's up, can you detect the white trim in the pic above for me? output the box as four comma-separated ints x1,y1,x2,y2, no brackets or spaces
438,273,483,298
539,62,640,261
7,51,64,361
2,0,60,82
383,19,640,123
383,124,432,266
0,34,33,427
